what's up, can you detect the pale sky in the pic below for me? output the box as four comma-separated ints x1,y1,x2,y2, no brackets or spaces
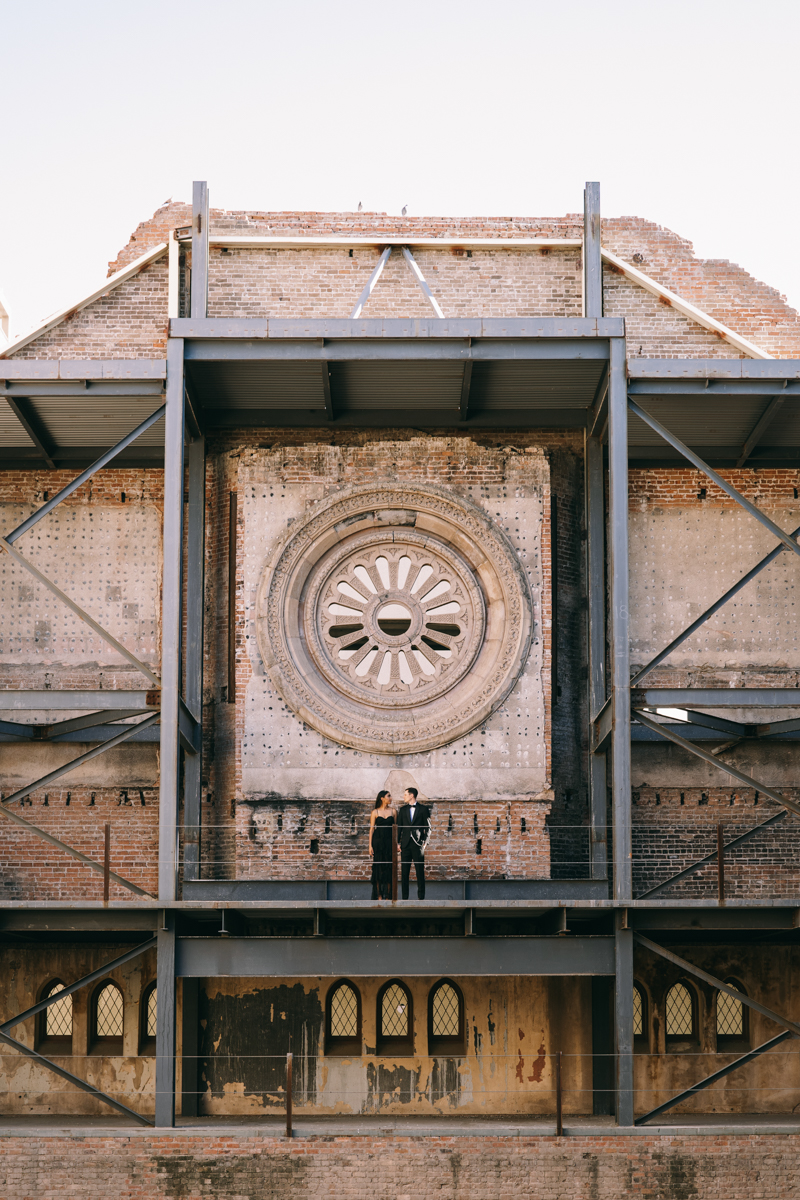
2,0,798,338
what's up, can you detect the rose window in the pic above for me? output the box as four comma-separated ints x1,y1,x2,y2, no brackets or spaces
257,483,533,755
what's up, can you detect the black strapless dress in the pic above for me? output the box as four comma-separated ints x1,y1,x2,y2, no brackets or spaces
371,815,395,899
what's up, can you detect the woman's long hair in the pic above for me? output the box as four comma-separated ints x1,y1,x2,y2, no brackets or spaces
374,790,391,809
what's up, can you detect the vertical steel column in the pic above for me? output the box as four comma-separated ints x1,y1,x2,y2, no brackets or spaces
183,435,205,882
155,913,176,1127
585,430,607,878
159,338,185,901
614,916,634,1126
191,181,209,320
608,337,631,899
583,182,602,319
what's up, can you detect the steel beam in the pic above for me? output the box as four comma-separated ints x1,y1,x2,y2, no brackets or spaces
736,392,787,467
175,936,615,977
0,937,157,1032
614,921,634,1126
1,712,160,809
636,811,787,899
190,182,209,320
583,182,602,319
401,247,446,318
628,397,800,562
0,690,159,711
636,1030,795,1125
585,430,607,878
634,934,800,1038
5,396,55,468
350,247,392,319
176,315,623,344
633,710,800,819
3,404,166,544
627,359,800,381
155,913,177,1127
630,523,800,686
159,339,185,902
632,688,800,708
0,1028,152,1125
183,434,205,882
0,537,160,686
609,338,631,900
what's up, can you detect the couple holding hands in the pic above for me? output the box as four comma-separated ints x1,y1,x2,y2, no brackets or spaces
368,787,431,900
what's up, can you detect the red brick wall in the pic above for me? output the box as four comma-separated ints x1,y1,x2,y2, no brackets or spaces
1,1132,799,1199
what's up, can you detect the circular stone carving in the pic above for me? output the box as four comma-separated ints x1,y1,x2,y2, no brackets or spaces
256,483,534,755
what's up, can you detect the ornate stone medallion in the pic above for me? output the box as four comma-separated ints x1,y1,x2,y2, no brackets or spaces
256,484,534,754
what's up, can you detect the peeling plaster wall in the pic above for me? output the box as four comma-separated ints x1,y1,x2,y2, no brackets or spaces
197,974,591,1117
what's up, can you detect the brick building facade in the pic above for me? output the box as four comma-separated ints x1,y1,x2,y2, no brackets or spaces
1,181,799,1195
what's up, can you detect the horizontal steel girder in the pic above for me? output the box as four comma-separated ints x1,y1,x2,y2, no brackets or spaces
632,688,800,707
629,380,800,397
173,316,624,342
176,935,615,977
0,689,160,711
627,359,800,381
184,339,611,363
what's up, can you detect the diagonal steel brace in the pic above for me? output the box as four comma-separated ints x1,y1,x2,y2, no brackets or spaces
628,398,800,561
633,710,800,820
1,937,158,1033
0,537,160,686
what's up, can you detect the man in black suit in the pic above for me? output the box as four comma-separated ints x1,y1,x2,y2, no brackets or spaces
397,787,431,900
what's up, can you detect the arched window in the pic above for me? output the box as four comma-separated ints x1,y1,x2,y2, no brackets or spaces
325,980,361,1056
633,982,648,1050
139,982,157,1055
91,980,124,1054
717,979,749,1050
377,980,413,1055
665,981,697,1049
428,980,466,1055
36,980,73,1054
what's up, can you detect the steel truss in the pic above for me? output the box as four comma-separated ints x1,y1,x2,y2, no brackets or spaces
4,178,800,1134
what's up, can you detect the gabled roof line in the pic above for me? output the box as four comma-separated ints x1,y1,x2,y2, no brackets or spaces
601,248,772,360
0,243,168,360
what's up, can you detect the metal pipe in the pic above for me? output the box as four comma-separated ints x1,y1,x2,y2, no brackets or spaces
3,404,166,544
103,823,110,903
227,492,237,703
628,397,800,560
286,1052,293,1137
630,522,800,685
717,823,725,902
191,181,209,319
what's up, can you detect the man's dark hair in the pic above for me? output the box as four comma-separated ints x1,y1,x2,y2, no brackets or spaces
405,787,418,800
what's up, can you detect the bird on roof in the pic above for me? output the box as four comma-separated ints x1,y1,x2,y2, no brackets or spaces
358,201,363,211
161,197,172,207
401,205,408,216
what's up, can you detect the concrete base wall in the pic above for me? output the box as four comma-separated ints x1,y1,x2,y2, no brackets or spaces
2,1132,800,1199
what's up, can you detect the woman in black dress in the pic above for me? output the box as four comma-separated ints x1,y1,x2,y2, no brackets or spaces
369,790,395,900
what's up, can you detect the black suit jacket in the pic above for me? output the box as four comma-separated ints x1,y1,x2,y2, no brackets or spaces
397,802,431,852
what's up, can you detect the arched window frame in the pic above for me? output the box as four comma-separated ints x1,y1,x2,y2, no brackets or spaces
139,980,157,1056
716,978,750,1051
376,979,414,1056
90,979,124,1055
427,979,466,1056
665,979,699,1051
633,981,649,1052
325,979,362,1057
36,978,73,1055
